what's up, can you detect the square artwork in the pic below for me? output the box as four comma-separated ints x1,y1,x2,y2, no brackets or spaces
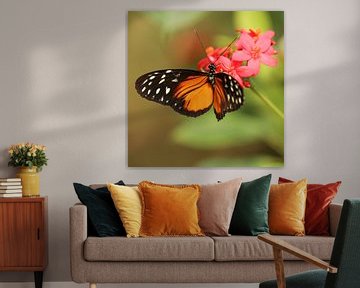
128,11,284,167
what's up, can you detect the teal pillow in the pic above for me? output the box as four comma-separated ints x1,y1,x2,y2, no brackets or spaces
229,174,272,236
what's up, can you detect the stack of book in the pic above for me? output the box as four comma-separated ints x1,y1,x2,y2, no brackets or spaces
0,178,22,197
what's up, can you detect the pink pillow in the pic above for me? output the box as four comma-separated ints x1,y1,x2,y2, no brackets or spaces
198,178,242,236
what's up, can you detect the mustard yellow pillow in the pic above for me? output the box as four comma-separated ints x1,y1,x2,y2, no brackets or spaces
138,181,204,237
107,183,142,238
269,179,307,236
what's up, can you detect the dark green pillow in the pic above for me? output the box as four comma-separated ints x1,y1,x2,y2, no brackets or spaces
229,174,272,236
73,181,126,237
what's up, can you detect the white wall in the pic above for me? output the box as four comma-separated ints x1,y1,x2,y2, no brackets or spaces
0,0,359,283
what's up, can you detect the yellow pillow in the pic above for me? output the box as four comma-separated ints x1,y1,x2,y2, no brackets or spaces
269,179,307,236
107,183,142,238
138,181,204,237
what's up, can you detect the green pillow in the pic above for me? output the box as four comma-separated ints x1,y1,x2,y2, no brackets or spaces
229,174,272,236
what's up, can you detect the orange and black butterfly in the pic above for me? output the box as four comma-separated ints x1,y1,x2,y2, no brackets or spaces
135,61,244,121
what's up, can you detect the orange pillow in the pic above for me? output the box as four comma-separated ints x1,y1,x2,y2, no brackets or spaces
269,179,307,236
138,181,204,237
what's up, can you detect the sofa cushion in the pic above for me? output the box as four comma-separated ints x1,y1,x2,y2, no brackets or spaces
84,236,214,261
73,181,126,237
139,181,203,237
212,236,334,261
107,184,142,238
278,177,341,236
269,179,307,236
198,178,242,236
229,174,271,236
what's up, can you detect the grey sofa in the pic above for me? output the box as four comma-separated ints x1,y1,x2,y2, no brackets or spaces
70,203,342,288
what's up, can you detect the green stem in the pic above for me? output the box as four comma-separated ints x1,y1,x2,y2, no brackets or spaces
250,85,284,120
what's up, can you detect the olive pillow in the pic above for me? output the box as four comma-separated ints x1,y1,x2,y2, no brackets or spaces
229,174,272,236
279,177,341,235
73,181,126,237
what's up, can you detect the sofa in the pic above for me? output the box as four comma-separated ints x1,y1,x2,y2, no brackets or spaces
70,201,342,287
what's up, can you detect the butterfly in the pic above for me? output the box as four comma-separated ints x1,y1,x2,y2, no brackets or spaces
135,62,244,121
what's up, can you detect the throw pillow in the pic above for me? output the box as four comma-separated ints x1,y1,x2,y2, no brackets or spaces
138,181,203,237
279,177,341,236
73,181,126,237
229,174,272,236
269,179,307,236
198,178,242,236
107,183,142,238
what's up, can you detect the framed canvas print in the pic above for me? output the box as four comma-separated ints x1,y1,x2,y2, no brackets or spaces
128,11,284,167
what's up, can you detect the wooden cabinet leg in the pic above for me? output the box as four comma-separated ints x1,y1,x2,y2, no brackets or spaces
34,271,43,288
89,283,97,288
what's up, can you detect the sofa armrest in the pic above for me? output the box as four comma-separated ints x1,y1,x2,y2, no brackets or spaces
69,203,88,283
329,203,342,237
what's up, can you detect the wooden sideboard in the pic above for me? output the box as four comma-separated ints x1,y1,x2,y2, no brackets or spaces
0,197,47,288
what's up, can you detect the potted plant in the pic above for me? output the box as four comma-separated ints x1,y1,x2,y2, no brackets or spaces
8,143,48,197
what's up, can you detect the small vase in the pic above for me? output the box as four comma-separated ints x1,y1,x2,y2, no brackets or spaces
16,167,40,197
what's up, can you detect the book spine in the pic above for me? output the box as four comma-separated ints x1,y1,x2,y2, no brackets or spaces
0,183,22,186
0,178,21,182
0,190,23,193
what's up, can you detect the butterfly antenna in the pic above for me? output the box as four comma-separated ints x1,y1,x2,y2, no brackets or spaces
194,30,239,66
215,35,239,63
194,29,212,62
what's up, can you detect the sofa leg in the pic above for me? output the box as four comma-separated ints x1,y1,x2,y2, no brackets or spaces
89,283,96,288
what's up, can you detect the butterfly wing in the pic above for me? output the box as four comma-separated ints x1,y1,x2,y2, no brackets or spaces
135,69,214,117
213,73,244,121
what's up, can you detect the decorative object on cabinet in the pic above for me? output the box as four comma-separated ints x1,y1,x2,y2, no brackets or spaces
7,143,48,197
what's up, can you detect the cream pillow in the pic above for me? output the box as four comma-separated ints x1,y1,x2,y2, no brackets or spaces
107,183,142,237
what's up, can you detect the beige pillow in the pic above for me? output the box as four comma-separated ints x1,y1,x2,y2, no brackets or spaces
198,178,242,236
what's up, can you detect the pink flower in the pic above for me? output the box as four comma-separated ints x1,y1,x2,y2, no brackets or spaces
196,29,278,89
198,47,254,88
197,46,231,71
232,30,277,76
214,56,254,88
237,28,262,40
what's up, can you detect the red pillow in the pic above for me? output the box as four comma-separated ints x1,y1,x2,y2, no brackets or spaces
278,177,341,236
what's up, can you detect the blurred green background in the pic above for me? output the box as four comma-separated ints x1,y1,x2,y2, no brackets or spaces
128,11,284,167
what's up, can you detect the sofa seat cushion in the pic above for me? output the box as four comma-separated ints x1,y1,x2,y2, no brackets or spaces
212,236,334,261
84,236,214,261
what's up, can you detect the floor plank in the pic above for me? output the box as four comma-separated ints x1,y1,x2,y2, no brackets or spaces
0,282,259,288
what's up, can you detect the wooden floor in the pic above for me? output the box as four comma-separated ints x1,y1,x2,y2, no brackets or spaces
0,283,259,288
